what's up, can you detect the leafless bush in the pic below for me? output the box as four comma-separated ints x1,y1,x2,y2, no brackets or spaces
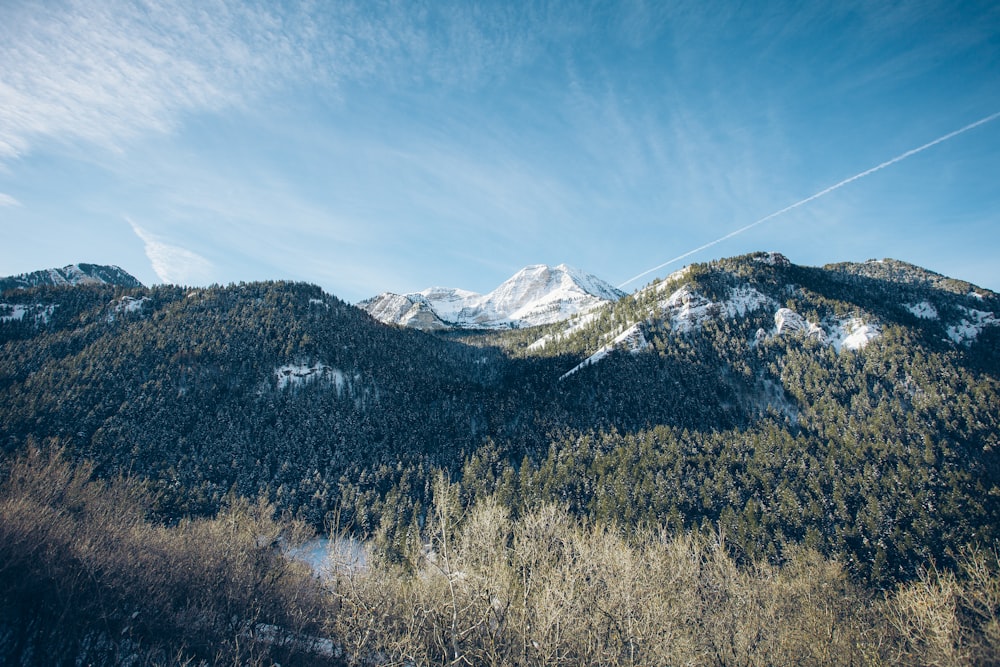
328,497,886,666
886,548,1000,667
0,447,333,665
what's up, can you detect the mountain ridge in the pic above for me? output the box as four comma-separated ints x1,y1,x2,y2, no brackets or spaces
358,263,626,330
1,251,998,589
0,263,143,292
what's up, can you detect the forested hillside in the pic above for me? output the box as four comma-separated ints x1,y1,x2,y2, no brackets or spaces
2,253,999,663
2,254,998,582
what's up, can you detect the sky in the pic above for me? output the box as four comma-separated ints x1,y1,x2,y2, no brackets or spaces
1,0,999,302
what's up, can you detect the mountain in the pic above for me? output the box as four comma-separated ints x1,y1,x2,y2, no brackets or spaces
0,263,143,292
528,252,998,375
358,263,626,330
1,252,998,589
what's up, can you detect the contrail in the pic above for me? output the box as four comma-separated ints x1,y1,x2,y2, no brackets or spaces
618,111,1000,289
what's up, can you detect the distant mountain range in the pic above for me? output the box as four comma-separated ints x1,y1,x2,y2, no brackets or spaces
0,263,143,292
358,263,625,330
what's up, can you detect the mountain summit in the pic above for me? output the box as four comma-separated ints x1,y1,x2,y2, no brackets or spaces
359,263,625,330
0,263,143,292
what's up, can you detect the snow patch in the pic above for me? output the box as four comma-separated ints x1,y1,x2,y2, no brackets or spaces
774,308,825,341
826,318,881,352
528,310,600,351
561,284,773,377
946,306,998,346
117,295,149,313
754,252,791,267
661,284,772,333
107,296,150,322
664,286,717,333
771,309,881,352
560,324,648,379
275,363,346,392
0,302,56,324
725,286,773,318
0,304,28,322
905,301,938,320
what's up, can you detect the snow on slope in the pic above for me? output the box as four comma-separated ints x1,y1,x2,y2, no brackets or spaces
660,284,774,334
768,308,881,352
275,363,347,393
360,264,625,330
106,296,150,322
825,318,882,352
905,301,939,319
560,283,775,378
947,306,998,345
0,302,57,324
560,324,648,379
561,275,889,379
359,292,448,331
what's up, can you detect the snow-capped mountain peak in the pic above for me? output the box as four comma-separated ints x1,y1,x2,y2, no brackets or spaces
359,264,625,330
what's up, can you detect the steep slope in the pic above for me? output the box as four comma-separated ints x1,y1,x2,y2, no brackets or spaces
527,252,998,377
0,263,143,291
359,263,625,330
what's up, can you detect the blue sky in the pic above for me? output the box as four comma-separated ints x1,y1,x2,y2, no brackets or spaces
1,0,998,302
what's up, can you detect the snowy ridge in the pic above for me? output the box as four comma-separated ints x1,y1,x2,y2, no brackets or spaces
656,284,881,353
47,265,101,286
360,293,448,331
360,264,625,330
0,263,143,291
562,275,888,378
560,283,775,379
753,252,792,267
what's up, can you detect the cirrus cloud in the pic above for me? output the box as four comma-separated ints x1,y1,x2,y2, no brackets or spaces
127,217,214,285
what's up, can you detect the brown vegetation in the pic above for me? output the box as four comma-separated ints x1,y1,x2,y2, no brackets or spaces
2,455,998,666
328,475,1000,666
0,447,333,665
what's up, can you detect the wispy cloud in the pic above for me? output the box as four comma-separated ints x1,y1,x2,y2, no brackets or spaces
0,193,21,207
127,217,214,285
0,0,554,163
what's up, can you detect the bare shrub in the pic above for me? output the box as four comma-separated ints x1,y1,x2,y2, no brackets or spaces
0,447,332,665
886,548,1000,667
329,499,884,666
